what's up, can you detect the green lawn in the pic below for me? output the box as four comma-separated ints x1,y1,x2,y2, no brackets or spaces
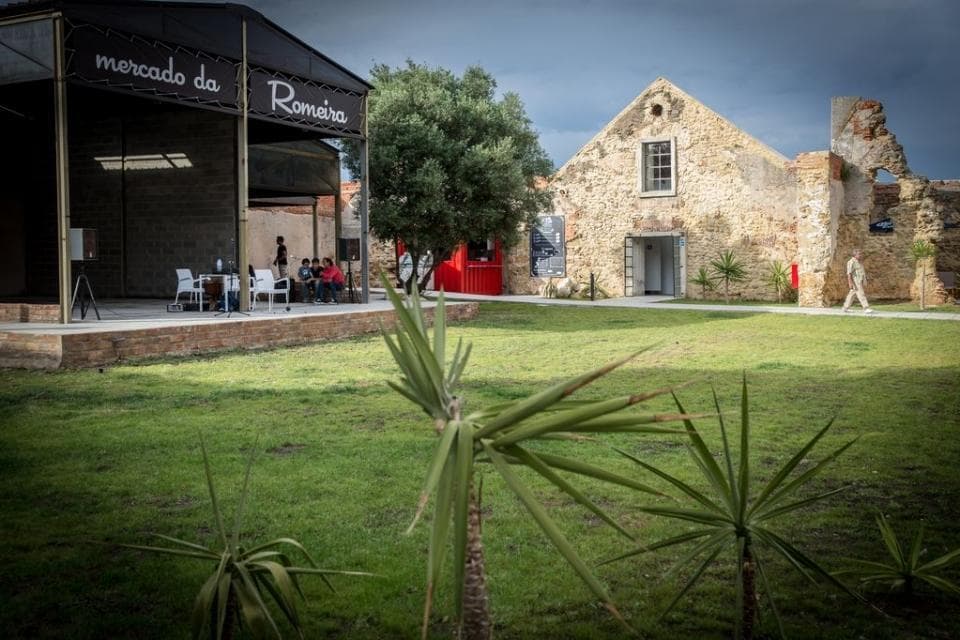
1,304,959,639
659,297,960,313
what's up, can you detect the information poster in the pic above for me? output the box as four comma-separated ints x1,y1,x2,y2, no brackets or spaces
530,216,565,277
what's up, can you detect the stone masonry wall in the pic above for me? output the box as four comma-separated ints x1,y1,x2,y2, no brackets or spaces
505,78,797,300
794,152,844,307
829,97,958,305
247,204,336,275
0,303,479,369
830,98,914,301
931,182,960,277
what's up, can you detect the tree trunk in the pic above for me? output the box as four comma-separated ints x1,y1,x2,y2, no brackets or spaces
460,486,492,640
222,588,237,640
741,543,756,640
920,264,927,310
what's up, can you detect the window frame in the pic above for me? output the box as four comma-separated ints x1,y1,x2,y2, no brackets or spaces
637,136,677,197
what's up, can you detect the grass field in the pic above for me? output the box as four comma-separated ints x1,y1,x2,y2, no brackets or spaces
1,303,959,639
659,297,960,313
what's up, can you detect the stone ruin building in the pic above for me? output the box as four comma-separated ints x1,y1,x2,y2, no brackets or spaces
503,77,959,306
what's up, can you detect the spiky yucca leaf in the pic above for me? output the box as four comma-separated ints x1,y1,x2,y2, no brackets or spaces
835,513,960,596
603,375,860,639
380,276,697,638
116,436,371,639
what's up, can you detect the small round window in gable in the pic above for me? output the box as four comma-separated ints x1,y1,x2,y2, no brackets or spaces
651,104,663,117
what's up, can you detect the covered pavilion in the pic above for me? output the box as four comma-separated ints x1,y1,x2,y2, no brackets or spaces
0,0,372,323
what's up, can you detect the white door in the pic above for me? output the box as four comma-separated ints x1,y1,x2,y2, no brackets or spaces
632,238,645,295
644,240,661,293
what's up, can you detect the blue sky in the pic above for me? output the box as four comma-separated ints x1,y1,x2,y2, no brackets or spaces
243,0,958,179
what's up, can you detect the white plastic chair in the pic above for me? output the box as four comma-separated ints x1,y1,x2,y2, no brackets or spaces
174,268,206,305
251,269,289,311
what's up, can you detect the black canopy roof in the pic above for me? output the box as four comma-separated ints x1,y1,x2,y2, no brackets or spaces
0,0,371,92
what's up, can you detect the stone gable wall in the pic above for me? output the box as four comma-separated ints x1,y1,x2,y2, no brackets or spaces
506,79,797,300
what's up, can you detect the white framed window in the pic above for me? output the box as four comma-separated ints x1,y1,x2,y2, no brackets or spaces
638,137,676,197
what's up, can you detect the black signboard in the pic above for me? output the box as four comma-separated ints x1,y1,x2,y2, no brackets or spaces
66,23,239,108
248,69,364,136
530,215,565,277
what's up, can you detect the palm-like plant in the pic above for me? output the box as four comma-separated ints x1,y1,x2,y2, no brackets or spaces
836,513,960,596
604,376,860,640
380,275,700,640
767,261,791,303
689,266,717,299
710,250,748,303
117,436,371,640
909,239,937,310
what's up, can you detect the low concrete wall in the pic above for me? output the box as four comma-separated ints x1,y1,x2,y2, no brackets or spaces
0,303,479,370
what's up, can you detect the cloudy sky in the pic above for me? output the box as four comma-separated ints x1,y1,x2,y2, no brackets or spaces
236,0,957,179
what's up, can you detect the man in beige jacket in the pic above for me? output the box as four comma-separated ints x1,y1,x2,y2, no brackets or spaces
843,249,875,314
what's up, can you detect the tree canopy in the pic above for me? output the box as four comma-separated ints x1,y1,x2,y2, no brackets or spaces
344,61,553,288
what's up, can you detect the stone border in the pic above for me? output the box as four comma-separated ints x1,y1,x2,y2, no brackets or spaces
0,303,61,323
0,303,479,370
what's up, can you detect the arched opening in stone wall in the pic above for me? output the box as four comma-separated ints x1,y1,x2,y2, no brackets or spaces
869,168,900,233
874,168,897,184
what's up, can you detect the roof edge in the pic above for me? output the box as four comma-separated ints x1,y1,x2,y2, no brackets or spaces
555,76,791,177
0,0,372,91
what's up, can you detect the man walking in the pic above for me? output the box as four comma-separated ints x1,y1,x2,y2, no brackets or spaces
843,249,875,314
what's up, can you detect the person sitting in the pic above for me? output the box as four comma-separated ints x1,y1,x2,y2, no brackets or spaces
297,258,313,303
319,257,345,304
309,258,323,298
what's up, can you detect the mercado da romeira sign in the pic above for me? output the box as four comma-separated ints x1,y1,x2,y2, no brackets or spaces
67,23,239,108
66,24,364,137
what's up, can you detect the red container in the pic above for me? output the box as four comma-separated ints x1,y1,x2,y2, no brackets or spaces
434,241,503,295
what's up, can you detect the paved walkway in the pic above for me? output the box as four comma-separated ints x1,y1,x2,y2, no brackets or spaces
421,291,960,321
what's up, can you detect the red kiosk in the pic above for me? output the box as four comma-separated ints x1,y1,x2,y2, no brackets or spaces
397,239,503,295
433,239,503,295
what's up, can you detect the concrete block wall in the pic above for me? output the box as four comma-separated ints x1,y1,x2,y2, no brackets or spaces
122,108,236,298
67,110,123,297
69,95,237,298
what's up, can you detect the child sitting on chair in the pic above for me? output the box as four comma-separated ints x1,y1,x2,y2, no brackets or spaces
297,258,314,303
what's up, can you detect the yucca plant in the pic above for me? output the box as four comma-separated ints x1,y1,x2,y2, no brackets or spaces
909,239,937,310
767,261,791,303
689,266,717,299
380,275,701,640
835,513,960,596
710,249,747,303
604,376,861,640
117,436,371,640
